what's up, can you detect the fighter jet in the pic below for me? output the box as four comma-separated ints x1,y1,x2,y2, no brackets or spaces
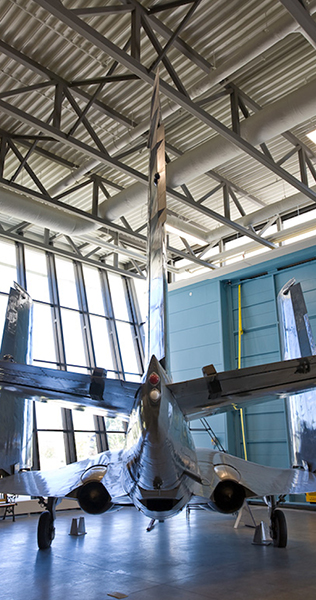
1,74,316,550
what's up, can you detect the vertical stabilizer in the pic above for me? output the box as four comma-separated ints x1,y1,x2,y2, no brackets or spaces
0,284,33,475
0,282,33,364
278,280,316,471
147,71,169,373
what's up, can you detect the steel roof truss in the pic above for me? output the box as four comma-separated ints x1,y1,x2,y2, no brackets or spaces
0,40,134,129
279,0,316,50
147,0,203,73
140,12,188,95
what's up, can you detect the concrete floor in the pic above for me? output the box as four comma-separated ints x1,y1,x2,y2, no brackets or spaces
1,505,316,600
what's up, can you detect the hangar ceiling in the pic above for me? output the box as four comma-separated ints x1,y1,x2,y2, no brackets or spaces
1,0,316,279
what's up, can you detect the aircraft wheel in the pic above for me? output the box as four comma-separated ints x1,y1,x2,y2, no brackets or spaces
37,510,55,550
271,509,287,548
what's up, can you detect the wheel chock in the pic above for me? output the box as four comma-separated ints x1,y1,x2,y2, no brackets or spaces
252,520,271,545
69,516,86,536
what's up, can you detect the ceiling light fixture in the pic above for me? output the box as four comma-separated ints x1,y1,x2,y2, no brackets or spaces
307,129,316,144
165,224,206,246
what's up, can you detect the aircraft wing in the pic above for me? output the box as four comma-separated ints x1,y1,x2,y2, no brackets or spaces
0,361,139,418
195,449,316,500
0,449,126,500
167,355,316,420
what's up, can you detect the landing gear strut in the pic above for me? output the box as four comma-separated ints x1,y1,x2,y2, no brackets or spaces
37,497,58,550
265,495,287,548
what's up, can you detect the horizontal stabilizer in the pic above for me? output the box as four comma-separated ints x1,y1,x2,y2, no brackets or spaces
0,449,125,499
0,361,139,418
168,355,316,420
195,449,316,500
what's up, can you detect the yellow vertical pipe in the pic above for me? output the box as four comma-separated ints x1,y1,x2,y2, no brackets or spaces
238,284,243,369
238,284,248,461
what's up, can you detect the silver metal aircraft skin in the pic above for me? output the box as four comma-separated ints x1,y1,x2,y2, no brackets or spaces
0,283,33,476
278,279,316,472
1,74,316,548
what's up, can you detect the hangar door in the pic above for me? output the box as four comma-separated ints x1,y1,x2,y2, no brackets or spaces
228,274,289,468
228,259,316,468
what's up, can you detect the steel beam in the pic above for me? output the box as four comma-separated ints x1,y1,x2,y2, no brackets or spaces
122,0,211,72
33,0,316,206
140,13,188,95
168,244,217,269
131,6,141,61
279,0,316,49
0,98,147,185
0,225,145,279
148,0,203,72
166,186,276,249
0,96,273,248
0,40,134,129
148,1,196,13
0,177,146,244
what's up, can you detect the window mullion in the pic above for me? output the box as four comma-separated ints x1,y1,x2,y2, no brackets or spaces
100,269,125,380
62,408,77,464
94,415,109,453
46,252,67,369
74,261,96,370
125,278,145,374
47,252,76,465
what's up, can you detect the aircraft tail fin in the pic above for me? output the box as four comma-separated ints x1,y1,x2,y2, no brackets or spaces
277,279,316,471
0,284,33,475
278,279,316,360
147,71,169,373
0,282,33,365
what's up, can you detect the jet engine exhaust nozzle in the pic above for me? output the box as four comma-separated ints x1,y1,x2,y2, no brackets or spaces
77,481,113,515
209,480,245,514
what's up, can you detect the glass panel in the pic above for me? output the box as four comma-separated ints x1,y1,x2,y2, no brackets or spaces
283,209,316,228
75,432,98,460
61,308,87,367
90,315,115,370
37,431,66,470
225,236,247,250
108,273,129,321
133,278,148,324
32,302,56,364
68,365,90,374
55,257,79,309
125,373,142,382
116,321,140,375
107,371,119,379
35,402,63,429
0,240,17,293
72,410,95,431
24,247,50,302
105,416,126,432
107,432,126,450
83,265,105,315
283,230,316,245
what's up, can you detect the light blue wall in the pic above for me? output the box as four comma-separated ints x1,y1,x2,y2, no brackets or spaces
169,279,228,451
169,279,224,381
168,244,316,468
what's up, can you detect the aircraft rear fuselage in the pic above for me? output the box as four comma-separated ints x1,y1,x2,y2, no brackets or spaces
122,356,200,519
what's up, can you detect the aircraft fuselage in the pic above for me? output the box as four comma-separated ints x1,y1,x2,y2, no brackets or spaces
122,356,200,520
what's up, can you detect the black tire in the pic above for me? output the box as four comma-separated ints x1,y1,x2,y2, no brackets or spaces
271,509,287,548
37,511,55,550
